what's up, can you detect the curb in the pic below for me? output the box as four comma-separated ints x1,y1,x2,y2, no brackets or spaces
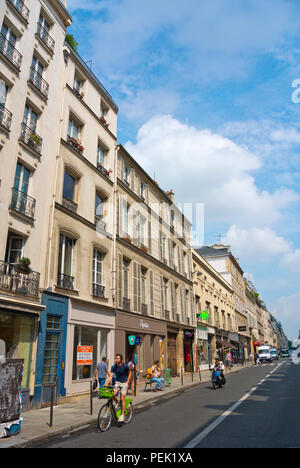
1,364,252,448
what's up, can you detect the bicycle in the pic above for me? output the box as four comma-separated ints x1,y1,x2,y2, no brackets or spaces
97,386,133,432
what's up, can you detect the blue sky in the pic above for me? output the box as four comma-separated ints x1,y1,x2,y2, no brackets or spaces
67,0,300,340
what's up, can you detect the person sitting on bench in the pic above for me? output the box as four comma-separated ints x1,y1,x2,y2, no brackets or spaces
150,360,165,392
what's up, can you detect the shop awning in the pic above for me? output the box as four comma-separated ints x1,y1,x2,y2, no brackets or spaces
216,339,238,350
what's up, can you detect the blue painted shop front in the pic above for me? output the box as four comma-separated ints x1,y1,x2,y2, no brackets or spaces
33,292,68,408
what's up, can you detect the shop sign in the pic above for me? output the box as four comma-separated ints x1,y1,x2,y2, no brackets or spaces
229,333,239,342
77,346,93,366
238,326,247,332
197,328,208,340
128,335,136,346
140,319,149,329
184,330,194,340
135,336,141,345
207,327,215,335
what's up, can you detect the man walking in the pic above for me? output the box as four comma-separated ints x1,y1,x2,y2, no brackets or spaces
94,357,109,388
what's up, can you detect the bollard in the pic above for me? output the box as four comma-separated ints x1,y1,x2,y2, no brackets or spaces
191,371,194,382
181,367,183,386
198,367,202,382
90,380,93,415
49,384,55,427
134,368,137,397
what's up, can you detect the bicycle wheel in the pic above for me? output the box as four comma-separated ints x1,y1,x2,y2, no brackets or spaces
98,403,113,432
123,403,133,424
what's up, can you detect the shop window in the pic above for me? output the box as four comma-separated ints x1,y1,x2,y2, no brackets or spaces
72,325,98,381
0,312,35,388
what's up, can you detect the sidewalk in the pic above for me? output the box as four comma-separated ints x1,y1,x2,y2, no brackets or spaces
0,363,251,448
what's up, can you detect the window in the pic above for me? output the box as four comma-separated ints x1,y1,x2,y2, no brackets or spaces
14,162,30,195
63,171,75,201
38,14,51,35
93,249,104,296
97,142,108,166
72,325,98,381
163,278,168,311
68,118,80,140
58,234,74,277
123,259,130,299
100,100,108,118
23,105,38,132
140,181,146,200
31,55,44,76
95,193,105,219
123,164,130,185
5,235,24,264
0,79,8,106
73,74,82,94
120,197,129,235
1,23,17,48
139,215,146,246
141,268,147,305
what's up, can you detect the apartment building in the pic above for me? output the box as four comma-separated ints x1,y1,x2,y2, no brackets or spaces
0,0,71,405
244,280,259,355
34,41,119,402
196,245,251,360
115,145,195,376
192,249,234,368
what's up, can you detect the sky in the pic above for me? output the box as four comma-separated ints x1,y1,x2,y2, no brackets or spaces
67,0,300,340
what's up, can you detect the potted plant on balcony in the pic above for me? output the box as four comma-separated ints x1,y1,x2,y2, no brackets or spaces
15,257,32,274
140,244,148,254
29,133,41,149
123,234,132,243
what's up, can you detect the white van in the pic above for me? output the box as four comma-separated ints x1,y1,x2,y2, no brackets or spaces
257,345,273,363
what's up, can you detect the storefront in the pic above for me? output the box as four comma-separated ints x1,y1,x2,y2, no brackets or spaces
196,326,209,370
229,332,240,362
0,310,36,390
207,327,216,364
66,298,115,397
183,329,194,372
115,311,167,375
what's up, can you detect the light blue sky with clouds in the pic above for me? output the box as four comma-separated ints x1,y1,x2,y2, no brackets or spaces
67,0,300,340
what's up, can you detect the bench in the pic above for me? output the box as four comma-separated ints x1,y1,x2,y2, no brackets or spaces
144,376,153,392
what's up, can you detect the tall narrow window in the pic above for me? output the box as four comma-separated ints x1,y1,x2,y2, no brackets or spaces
23,105,38,132
97,142,108,166
5,236,24,265
95,193,105,219
92,249,104,298
63,171,75,201
14,162,30,195
68,118,80,140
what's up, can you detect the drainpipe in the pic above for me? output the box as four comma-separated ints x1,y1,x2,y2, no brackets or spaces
45,49,69,289
112,144,120,307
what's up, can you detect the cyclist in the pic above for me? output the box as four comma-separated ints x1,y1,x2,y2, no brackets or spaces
106,354,131,423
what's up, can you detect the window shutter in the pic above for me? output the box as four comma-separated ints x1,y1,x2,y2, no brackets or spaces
133,261,137,312
150,270,154,316
117,253,123,308
170,281,175,321
137,263,141,313
130,168,135,192
148,220,152,255
169,239,173,268
160,276,164,318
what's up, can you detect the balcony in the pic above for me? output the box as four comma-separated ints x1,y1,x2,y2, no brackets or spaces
0,104,12,130
57,273,74,290
8,0,29,22
20,123,43,154
123,297,130,312
36,22,55,53
11,188,36,219
62,197,78,214
67,135,84,154
0,260,40,298
29,67,49,99
95,216,107,232
97,162,112,179
141,303,148,316
0,34,22,70
92,283,105,299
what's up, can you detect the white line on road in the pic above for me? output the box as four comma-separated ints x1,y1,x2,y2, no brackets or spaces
184,363,283,448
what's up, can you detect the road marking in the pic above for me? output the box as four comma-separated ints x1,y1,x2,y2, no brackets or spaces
184,363,283,448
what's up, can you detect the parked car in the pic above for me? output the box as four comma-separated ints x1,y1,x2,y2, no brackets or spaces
270,348,279,360
280,349,290,358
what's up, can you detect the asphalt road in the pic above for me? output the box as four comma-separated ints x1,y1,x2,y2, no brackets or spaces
34,359,299,448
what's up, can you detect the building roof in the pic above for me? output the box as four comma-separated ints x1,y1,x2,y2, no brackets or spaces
196,246,230,257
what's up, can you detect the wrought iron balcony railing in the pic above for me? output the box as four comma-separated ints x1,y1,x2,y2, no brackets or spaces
123,297,130,312
92,283,105,298
36,22,55,52
62,197,78,213
0,260,40,298
11,188,36,219
164,309,170,321
0,104,12,130
29,67,49,99
8,0,30,22
0,33,22,69
141,303,148,316
57,273,74,290
20,123,42,154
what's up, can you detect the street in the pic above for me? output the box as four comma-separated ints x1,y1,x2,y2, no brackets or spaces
32,359,300,448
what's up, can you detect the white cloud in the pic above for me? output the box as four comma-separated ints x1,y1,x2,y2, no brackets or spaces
125,115,299,230
223,225,291,263
281,249,300,272
272,290,300,339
